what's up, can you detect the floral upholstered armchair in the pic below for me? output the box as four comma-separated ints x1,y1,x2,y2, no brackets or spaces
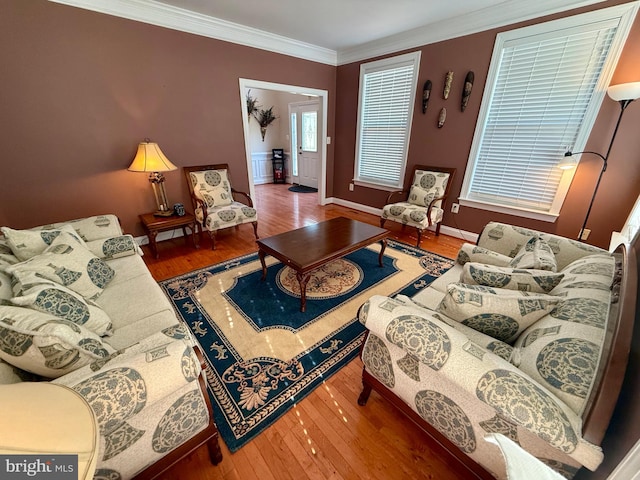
380,165,456,247
184,164,258,250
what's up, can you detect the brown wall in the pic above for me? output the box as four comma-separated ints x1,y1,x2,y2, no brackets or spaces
334,1,640,249
0,0,336,236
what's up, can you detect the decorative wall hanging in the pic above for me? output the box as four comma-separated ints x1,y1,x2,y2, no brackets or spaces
246,90,260,121
443,71,454,99
254,107,278,141
461,71,474,111
438,107,447,128
422,80,432,114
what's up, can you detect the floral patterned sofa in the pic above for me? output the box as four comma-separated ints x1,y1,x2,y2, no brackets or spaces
358,222,637,479
0,214,222,479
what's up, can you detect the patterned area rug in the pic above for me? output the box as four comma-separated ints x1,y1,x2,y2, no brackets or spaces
159,240,454,452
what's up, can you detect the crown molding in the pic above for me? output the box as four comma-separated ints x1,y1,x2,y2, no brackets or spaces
48,0,338,65
50,0,610,67
336,0,608,64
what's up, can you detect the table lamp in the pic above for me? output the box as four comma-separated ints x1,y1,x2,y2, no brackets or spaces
128,139,177,216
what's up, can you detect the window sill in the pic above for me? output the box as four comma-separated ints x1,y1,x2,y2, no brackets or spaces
353,180,403,192
459,198,559,223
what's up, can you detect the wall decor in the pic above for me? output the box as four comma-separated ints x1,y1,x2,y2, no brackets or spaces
461,71,475,111
246,90,260,121
422,80,432,114
254,107,278,141
438,107,447,128
443,71,454,99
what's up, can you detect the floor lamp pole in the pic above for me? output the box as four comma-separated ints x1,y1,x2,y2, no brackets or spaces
575,98,633,241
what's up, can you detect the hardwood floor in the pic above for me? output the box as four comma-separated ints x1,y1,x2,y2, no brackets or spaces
142,183,467,480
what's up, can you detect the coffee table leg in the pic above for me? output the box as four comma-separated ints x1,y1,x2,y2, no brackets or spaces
296,272,310,312
378,238,388,267
258,249,268,280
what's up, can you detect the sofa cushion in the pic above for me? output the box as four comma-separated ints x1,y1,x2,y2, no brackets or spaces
85,235,141,260
512,314,605,415
436,283,560,343
509,237,557,272
461,263,564,293
456,243,512,267
1,224,84,261
10,283,113,337
32,215,123,242
0,305,115,378
6,232,115,301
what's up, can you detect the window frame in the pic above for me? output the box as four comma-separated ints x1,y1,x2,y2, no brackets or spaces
353,51,421,191
459,3,638,222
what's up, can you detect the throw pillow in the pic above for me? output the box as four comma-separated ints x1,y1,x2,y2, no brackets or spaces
189,170,233,208
456,243,513,267
0,305,115,378
11,283,113,336
436,283,560,344
509,237,558,272
408,170,450,208
461,263,564,293
85,234,140,260
1,224,85,261
5,231,115,301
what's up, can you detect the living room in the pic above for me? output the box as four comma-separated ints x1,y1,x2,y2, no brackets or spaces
1,1,639,479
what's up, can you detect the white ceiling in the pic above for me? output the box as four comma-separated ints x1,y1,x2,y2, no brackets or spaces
51,0,606,65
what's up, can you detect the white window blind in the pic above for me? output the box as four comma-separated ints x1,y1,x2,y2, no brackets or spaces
354,52,420,189
461,3,637,220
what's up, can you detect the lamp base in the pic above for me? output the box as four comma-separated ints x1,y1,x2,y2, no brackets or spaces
153,210,174,217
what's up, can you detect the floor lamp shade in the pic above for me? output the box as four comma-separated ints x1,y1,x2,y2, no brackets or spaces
128,140,178,216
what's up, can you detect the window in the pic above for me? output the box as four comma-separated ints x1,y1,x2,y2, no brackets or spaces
460,3,638,221
354,51,421,190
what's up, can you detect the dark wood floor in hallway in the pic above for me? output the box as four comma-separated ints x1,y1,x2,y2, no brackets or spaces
142,183,468,480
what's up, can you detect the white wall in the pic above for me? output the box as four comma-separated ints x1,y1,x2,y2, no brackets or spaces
244,88,314,183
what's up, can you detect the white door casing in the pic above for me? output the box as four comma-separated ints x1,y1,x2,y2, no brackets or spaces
290,101,320,189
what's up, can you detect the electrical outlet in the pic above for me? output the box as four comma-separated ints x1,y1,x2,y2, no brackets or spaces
349,183,354,191
580,228,591,241
451,203,460,213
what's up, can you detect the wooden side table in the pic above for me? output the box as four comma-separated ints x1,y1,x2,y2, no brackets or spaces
140,212,199,259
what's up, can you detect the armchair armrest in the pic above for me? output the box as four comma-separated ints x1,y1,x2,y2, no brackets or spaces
231,187,254,207
190,192,209,222
384,189,408,204
360,295,603,471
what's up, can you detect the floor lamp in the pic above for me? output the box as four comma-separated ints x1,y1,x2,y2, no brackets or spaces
559,82,640,241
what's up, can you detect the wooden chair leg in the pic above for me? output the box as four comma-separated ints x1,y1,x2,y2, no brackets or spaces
358,379,373,406
380,218,386,228
415,228,422,248
252,221,259,240
435,222,442,236
207,231,217,250
207,435,223,465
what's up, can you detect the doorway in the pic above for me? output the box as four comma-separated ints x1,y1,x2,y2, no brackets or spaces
239,78,328,205
290,101,320,189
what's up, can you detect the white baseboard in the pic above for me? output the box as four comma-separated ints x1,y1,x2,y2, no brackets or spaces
328,197,478,243
134,228,187,247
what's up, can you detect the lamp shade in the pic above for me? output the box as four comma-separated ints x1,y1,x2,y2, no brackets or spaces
557,154,578,170
607,82,640,102
128,141,177,173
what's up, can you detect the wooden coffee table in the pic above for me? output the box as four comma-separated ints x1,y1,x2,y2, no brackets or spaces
257,217,390,312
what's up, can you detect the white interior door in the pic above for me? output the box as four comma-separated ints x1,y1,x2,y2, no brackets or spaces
289,101,319,188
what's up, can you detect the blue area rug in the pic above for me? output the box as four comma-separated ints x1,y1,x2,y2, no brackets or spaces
159,240,454,452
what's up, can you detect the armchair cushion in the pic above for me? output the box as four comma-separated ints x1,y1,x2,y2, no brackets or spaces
6,231,115,301
195,201,258,232
408,170,451,209
436,283,560,344
381,202,444,229
0,305,115,378
461,263,564,294
189,169,233,208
